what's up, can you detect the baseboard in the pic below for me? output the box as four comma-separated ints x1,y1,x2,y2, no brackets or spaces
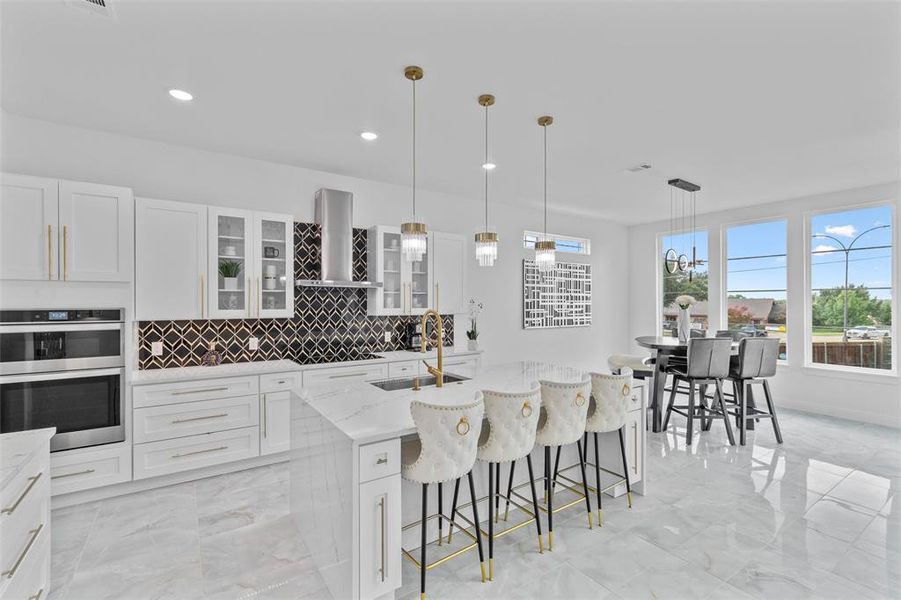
51,452,289,509
778,397,901,429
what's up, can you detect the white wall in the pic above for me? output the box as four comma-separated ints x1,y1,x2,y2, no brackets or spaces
628,182,901,427
0,112,630,370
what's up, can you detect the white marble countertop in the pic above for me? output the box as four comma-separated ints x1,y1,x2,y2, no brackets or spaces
130,349,482,386
1,428,56,489
297,360,597,445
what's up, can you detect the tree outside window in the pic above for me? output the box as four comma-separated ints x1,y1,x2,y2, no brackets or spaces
810,206,893,370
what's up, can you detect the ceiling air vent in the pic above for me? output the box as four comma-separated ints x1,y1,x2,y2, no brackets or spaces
625,164,653,173
65,0,116,19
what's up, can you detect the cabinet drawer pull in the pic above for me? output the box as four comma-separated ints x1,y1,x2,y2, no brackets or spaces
632,422,638,474
2,523,43,579
262,394,268,438
379,496,387,582
62,225,68,281
1,472,42,515
172,445,228,459
277,380,287,385
171,412,229,424
47,225,52,280
328,371,367,379
51,469,95,480
172,387,229,396
29,588,44,600
376,457,388,465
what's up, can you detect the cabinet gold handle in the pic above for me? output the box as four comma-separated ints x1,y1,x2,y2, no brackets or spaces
376,457,388,465
51,469,94,480
246,278,250,317
29,588,44,600
258,277,262,317
200,275,205,318
62,225,68,280
47,225,52,280
171,412,228,424
328,371,367,379
262,394,268,438
1,473,42,515
172,445,228,459
172,386,229,396
379,496,387,582
2,523,43,578
435,282,440,312
632,422,638,474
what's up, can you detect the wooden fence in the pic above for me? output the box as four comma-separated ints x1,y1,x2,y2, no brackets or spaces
811,338,893,370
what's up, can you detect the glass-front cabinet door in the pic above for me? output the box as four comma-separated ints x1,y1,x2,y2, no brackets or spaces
208,207,253,318
254,213,294,319
367,226,433,316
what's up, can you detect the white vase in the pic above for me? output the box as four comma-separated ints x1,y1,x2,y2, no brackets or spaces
223,277,239,291
467,339,479,351
677,308,692,342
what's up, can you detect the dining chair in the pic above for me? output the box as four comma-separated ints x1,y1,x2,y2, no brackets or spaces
727,337,783,445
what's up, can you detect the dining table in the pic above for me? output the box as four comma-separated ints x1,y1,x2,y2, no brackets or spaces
635,335,739,433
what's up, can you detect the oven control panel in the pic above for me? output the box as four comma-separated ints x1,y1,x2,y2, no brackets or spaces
0,309,123,324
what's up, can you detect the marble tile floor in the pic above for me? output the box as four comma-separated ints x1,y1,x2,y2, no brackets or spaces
48,409,899,600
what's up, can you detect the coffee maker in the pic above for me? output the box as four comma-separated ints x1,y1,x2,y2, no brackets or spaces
406,321,432,350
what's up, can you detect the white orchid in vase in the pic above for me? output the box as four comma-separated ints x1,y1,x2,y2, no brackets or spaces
674,295,697,310
466,299,484,350
673,295,697,342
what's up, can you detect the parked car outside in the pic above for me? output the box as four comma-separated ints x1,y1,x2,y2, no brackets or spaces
847,326,890,339
740,324,768,337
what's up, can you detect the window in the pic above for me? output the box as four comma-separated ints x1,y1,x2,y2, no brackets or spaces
660,230,708,335
523,231,590,255
726,220,787,360
810,205,893,371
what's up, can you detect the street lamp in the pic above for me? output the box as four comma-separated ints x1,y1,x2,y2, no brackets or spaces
812,224,891,342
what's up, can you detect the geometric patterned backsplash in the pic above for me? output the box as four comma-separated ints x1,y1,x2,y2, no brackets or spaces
136,223,453,369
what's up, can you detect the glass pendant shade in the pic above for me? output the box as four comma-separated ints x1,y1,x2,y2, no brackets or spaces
534,239,556,271
474,231,498,267
401,221,427,262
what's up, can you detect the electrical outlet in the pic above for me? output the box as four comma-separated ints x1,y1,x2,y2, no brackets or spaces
151,341,164,356
248,337,259,351
384,331,392,343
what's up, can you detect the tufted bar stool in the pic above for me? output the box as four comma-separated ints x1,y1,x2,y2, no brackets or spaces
466,385,544,580
536,377,593,550
401,397,487,599
584,368,635,526
662,337,736,446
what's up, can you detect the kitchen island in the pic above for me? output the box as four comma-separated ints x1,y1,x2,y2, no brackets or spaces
290,361,647,600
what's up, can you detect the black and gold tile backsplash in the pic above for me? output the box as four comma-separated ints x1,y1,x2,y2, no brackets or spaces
137,223,453,369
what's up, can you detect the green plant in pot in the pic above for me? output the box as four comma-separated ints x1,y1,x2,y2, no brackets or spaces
466,298,483,351
219,260,242,291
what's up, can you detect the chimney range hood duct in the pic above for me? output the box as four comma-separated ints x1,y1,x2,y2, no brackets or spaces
295,189,382,289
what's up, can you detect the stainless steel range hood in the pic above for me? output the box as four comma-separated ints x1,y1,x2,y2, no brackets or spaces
295,189,382,289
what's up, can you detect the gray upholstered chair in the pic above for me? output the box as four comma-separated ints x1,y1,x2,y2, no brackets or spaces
663,337,735,445
727,338,783,445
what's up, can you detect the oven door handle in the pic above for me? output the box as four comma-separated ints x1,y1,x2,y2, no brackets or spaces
0,367,124,385
0,323,124,334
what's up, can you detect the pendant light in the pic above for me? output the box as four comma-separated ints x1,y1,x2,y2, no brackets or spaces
474,94,498,267
401,66,427,263
534,115,556,272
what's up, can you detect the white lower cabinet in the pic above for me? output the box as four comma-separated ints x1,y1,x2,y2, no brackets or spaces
358,474,402,600
50,444,131,496
133,395,259,444
260,391,291,455
441,356,480,379
133,427,259,480
387,360,419,378
624,408,643,485
303,363,389,387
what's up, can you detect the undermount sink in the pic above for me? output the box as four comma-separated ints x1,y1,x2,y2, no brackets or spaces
370,373,469,391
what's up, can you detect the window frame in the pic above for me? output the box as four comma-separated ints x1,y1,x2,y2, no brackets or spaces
721,215,790,365
523,230,591,255
803,200,897,377
656,228,710,337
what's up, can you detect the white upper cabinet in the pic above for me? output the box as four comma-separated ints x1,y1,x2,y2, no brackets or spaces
209,207,254,319
207,207,294,319
0,174,133,282
367,226,434,316
253,212,294,319
136,198,208,320
0,174,58,281
431,231,467,314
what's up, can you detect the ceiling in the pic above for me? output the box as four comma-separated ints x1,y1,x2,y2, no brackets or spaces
2,1,898,224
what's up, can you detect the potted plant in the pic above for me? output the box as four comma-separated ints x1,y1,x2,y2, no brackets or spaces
466,299,484,351
219,260,242,291
674,294,697,342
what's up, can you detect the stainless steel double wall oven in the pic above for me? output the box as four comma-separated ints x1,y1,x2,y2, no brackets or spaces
0,309,125,451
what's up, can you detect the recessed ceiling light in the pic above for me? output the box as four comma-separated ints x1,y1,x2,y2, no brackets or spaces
168,89,193,102
482,163,496,170
360,131,378,141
